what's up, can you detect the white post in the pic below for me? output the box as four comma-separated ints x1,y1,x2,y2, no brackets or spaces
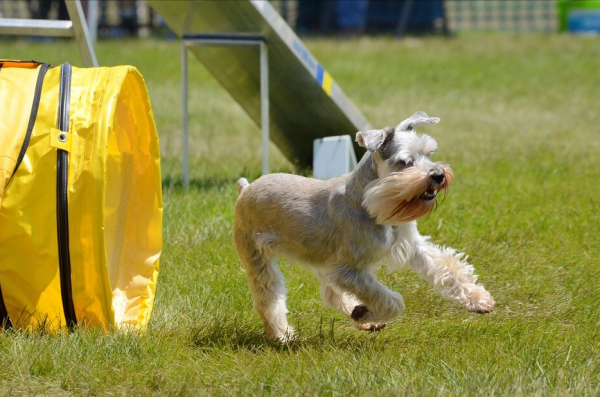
64,0,98,67
181,41,190,189
87,0,99,43
179,35,268,186
260,41,269,175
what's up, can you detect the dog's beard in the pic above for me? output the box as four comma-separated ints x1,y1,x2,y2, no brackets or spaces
362,166,453,225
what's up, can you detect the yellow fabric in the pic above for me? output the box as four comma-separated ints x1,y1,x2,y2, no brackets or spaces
0,65,42,208
0,62,162,332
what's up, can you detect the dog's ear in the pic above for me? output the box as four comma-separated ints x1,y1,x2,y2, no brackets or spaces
356,127,395,152
397,111,440,132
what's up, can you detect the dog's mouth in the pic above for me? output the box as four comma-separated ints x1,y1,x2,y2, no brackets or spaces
421,189,438,201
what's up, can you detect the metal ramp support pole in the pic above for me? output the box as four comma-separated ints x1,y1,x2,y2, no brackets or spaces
181,41,190,189
181,34,269,189
0,0,98,67
260,42,269,178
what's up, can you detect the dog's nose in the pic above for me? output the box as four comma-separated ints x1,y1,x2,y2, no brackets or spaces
430,172,445,185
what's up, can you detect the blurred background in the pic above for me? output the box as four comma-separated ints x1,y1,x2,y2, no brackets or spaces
0,0,584,40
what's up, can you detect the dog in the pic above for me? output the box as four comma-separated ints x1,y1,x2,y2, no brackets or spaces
233,111,494,341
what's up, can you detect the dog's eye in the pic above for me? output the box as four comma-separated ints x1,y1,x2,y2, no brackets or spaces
400,159,413,167
427,151,435,158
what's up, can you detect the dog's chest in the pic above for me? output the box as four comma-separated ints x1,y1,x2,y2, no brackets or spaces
342,224,394,267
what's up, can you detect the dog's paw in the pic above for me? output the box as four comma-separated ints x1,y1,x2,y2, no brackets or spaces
276,331,296,343
267,325,295,343
464,287,495,313
350,307,386,331
351,304,369,321
354,322,387,332
467,297,495,314
458,284,495,314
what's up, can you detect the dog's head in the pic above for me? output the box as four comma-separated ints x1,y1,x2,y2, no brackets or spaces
356,111,453,225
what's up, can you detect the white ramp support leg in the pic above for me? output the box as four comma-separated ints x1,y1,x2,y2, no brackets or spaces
64,0,98,67
181,34,269,188
181,40,190,189
87,0,100,43
0,0,98,67
260,42,269,176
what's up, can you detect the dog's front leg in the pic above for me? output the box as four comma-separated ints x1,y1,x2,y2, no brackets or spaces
314,270,387,331
410,235,495,313
325,265,406,325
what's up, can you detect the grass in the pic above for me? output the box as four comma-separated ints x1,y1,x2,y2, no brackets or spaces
1,33,599,395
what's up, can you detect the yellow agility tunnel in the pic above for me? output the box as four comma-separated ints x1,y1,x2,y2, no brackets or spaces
0,60,162,331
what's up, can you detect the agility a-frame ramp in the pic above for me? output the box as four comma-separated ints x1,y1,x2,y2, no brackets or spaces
146,0,370,184
0,0,97,67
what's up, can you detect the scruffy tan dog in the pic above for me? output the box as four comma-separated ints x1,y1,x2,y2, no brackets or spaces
233,111,494,341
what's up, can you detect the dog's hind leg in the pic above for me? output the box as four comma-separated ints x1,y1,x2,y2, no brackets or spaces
324,265,406,325
314,270,386,331
234,232,293,341
410,236,495,313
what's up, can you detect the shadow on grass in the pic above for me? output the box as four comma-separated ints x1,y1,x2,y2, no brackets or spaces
186,317,392,354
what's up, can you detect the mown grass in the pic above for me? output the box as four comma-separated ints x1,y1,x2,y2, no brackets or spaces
1,33,599,395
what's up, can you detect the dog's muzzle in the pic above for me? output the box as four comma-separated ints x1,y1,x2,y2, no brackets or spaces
422,171,445,201
362,165,453,225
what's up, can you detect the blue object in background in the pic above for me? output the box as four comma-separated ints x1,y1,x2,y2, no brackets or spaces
336,0,369,31
568,9,600,33
296,0,446,35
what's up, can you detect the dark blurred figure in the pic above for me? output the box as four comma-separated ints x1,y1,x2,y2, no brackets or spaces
120,0,139,37
369,0,446,35
28,0,69,20
296,0,326,34
297,0,369,35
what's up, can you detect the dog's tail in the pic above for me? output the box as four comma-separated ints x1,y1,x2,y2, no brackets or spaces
236,177,249,195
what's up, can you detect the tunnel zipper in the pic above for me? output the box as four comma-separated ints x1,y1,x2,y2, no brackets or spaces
56,62,77,329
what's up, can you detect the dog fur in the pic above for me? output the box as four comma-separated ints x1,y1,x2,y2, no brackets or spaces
233,111,494,341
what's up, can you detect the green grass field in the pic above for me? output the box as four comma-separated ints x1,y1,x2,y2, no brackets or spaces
1,33,599,395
